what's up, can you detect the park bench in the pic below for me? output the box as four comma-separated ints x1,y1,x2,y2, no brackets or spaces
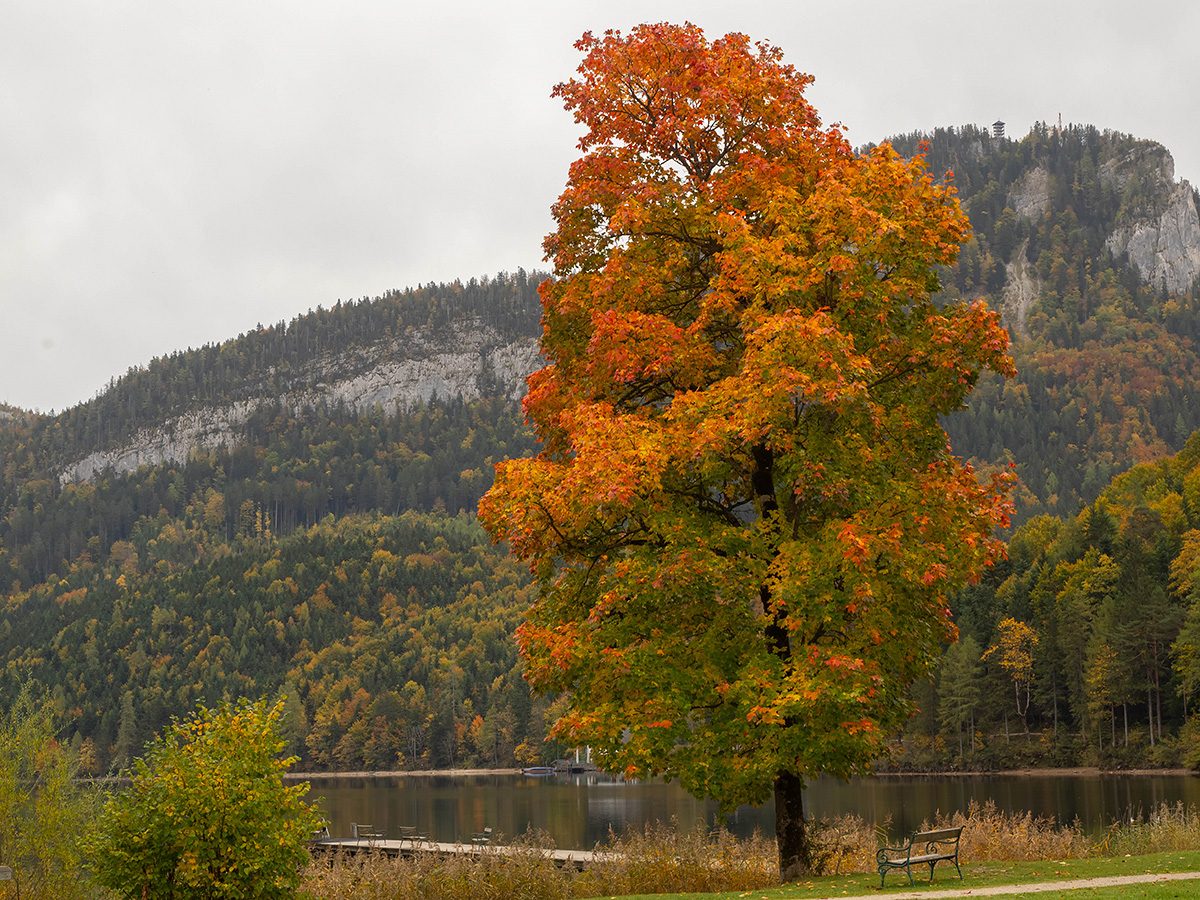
471,826,493,849
876,826,964,887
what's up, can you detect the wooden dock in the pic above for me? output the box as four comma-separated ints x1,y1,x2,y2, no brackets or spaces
311,837,598,870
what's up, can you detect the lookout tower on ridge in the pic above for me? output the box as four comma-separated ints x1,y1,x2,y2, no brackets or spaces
993,120,1005,139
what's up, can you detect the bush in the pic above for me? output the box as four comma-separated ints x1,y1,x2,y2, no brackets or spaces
90,697,322,900
0,688,104,900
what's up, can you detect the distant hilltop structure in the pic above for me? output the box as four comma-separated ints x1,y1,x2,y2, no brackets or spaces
993,120,1005,139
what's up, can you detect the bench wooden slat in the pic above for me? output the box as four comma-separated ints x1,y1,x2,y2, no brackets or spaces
915,827,962,842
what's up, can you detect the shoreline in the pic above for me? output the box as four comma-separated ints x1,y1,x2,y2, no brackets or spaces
287,768,523,780
877,766,1194,778
284,765,1195,781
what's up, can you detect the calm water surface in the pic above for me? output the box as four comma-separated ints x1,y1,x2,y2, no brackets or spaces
302,771,1200,849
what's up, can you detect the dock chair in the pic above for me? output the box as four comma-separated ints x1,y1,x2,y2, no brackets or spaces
397,825,429,849
352,823,385,842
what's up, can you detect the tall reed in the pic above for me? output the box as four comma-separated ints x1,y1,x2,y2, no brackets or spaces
297,802,1200,900
1099,802,1200,856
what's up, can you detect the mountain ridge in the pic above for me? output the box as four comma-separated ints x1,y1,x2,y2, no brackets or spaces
38,125,1200,507
59,321,540,484
4,122,1200,772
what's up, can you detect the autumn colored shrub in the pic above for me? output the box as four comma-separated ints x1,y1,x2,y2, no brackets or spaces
90,697,322,900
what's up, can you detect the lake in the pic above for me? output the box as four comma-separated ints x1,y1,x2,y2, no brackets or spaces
299,770,1200,849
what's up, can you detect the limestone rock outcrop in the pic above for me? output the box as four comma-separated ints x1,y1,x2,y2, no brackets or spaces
60,321,542,484
1106,180,1200,295
1007,167,1051,221
1000,239,1041,337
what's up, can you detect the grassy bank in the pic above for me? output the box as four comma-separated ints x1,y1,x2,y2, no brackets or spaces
297,801,1200,900
735,854,1200,898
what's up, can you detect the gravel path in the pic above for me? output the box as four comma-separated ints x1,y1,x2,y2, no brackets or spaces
820,870,1200,899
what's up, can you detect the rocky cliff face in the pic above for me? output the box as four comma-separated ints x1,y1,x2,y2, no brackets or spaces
1001,171,1050,337
1106,179,1200,295
1000,143,1200,322
1000,238,1042,337
1007,166,1052,221
61,321,542,484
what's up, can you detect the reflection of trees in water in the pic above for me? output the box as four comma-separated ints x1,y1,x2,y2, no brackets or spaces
304,772,1200,847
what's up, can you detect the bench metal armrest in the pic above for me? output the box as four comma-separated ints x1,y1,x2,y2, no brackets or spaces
876,838,914,863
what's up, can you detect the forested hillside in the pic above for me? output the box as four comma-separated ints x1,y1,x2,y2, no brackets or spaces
1,273,543,590
3,124,1200,772
0,273,546,771
881,124,1200,766
4,511,545,773
886,125,1200,522
896,431,1200,770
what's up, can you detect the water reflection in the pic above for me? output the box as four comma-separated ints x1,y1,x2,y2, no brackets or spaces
301,771,1200,849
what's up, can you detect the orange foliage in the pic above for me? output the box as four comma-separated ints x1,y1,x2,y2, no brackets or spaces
480,20,1014,842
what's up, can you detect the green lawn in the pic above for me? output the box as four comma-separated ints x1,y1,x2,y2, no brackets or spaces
944,882,1200,899
608,852,1200,900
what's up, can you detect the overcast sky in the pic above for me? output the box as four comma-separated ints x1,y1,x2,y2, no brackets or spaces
4,0,1197,413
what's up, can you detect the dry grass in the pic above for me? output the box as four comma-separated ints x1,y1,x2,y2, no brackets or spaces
582,820,776,896
300,833,574,900
1101,802,1200,856
933,799,1093,861
298,823,778,900
805,800,1200,871
297,803,1200,900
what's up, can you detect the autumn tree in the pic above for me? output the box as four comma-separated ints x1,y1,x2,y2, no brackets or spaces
479,23,1013,879
983,617,1039,733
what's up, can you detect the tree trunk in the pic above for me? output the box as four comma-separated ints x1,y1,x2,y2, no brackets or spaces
754,443,811,883
1052,689,1058,738
1155,666,1163,742
775,770,812,881
1147,685,1155,747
